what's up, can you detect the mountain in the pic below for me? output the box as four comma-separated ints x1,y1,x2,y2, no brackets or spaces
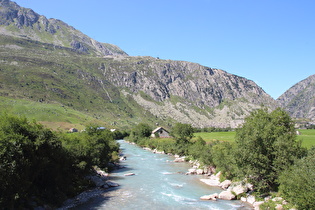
0,0,278,129
0,0,127,56
277,74,315,120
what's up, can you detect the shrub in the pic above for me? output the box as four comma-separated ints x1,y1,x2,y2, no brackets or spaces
278,147,315,209
0,114,82,208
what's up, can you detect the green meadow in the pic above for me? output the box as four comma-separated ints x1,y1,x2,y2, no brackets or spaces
0,96,105,131
194,129,315,149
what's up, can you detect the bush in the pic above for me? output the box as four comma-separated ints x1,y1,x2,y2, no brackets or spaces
0,114,120,208
0,114,83,208
62,125,120,170
212,141,239,180
129,123,152,143
279,147,315,209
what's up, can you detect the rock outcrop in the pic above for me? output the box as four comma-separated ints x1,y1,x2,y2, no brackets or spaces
277,74,315,120
102,56,278,127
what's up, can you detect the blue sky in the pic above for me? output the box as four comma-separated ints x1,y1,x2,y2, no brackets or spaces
14,0,315,99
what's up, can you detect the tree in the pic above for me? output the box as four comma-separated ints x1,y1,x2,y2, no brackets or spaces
235,108,306,193
278,147,315,209
170,123,194,144
131,123,152,138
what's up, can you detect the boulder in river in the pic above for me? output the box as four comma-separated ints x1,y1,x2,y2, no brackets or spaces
200,193,218,201
124,172,135,176
106,181,119,187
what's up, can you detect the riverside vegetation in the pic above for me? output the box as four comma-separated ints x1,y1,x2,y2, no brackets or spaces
128,108,315,209
0,113,128,209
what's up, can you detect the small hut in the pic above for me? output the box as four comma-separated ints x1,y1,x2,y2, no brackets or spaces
151,127,170,138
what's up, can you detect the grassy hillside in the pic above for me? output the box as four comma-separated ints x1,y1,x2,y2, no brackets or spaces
0,96,106,131
0,35,171,129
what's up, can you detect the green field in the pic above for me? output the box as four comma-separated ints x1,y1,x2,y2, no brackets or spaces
297,129,315,149
194,131,236,142
194,130,315,149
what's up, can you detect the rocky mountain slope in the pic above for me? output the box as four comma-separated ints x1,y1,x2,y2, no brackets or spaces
277,74,315,120
0,0,127,56
0,0,279,129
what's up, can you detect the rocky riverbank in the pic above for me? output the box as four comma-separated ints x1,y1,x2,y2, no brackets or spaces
57,167,121,209
185,159,294,210
142,145,293,210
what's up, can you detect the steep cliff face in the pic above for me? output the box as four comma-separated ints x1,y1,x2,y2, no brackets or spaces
97,56,277,127
277,74,315,119
0,0,127,56
103,57,273,107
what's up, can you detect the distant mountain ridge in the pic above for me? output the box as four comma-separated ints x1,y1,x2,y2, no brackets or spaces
277,74,315,120
2,0,311,129
0,0,127,56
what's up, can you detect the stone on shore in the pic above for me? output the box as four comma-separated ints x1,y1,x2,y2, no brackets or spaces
253,201,265,210
188,168,197,174
219,180,232,189
230,184,247,195
106,181,119,187
196,169,204,175
174,157,185,162
246,195,256,205
218,190,236,200
153,149,165,154
200,172,221,186
87,175,106,187
94,167,109,177
200,178,220,186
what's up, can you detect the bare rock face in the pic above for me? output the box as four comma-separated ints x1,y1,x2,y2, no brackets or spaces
103,57,278,127
277,74,315,119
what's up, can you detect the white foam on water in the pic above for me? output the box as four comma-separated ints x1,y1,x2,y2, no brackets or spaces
161,192,197,203
161,171,173,175
169,182,184,188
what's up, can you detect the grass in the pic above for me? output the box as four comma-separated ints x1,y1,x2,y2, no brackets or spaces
194,131,236,142
194,130,315,149
0,96,106,131
297,129,315,149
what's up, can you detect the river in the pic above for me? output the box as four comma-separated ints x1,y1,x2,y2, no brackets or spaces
73,140,252,210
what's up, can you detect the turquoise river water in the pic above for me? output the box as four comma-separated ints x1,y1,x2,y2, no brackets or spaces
74,140,252,210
